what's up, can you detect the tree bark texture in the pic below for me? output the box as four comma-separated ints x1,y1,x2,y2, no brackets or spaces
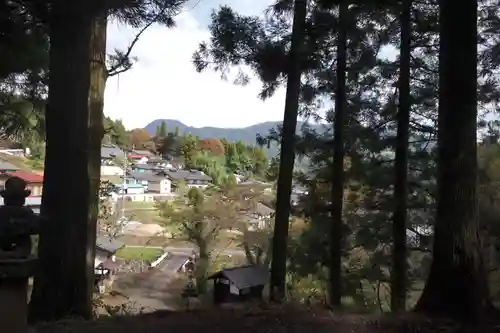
28,3,96,322
415,0,492,321
329,1,347,308
390,0,411,313
269,0,307,302
88,10,108,289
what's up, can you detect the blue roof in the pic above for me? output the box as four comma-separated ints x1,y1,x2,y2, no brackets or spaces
116,183,145,189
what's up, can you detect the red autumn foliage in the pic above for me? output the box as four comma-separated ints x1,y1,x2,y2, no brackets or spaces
129,129,152,149
198,138,225,156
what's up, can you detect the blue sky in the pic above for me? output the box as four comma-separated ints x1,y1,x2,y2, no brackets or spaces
104,0,287,130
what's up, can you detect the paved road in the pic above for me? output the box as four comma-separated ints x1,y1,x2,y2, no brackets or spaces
163,246,246,257
157,252,191,273
125,245,246,257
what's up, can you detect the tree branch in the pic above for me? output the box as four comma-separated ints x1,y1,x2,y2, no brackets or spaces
107,10,165,77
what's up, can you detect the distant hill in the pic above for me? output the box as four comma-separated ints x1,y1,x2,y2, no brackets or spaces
144,119,323,157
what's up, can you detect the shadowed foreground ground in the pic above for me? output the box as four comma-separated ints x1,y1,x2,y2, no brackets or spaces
35,305,500,333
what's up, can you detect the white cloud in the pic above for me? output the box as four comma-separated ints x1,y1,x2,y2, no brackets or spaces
104,3,286,130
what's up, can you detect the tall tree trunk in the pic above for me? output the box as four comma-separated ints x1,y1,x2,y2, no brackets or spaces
390,0,411,313
329,1,347,308
29,3,95,322
269,0,307,302
415,0,491,321
89,12,107,236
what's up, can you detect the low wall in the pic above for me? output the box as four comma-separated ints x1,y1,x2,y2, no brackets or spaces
150,251,170,268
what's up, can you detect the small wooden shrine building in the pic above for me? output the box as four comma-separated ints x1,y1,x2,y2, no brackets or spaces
207,265,268,304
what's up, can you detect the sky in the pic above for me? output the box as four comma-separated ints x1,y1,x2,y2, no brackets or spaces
104,0,287,130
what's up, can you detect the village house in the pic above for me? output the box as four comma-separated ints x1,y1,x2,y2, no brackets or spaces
131,163,162,173
128,171,172,194
128,149,155,164
165,157,184,169
94,235,124,293
126,169,212,194
164,169,212,189
0,158,18,173
101,144,125,165
127,153,148,164
0,170,44,196
246,203,275,230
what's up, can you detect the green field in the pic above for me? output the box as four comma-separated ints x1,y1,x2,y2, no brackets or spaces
115,246,164,260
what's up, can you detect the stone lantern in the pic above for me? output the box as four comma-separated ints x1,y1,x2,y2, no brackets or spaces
0,177,41,333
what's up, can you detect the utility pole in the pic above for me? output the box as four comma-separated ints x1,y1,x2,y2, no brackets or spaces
121,156,127,220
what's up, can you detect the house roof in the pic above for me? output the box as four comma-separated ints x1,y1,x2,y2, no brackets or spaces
0,158,18,171
207,265,269,289
132,163,160,171
128,153,145,159
3,171,43,183
132,150,155,157
98,258,120,270
95,235,124,254
101,144,125,159
130,171,164,182
165,169,212,182
130,169,212,183
147,156,164,164
255,203,274,216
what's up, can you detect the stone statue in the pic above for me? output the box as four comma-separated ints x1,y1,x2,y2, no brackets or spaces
0,177,40,259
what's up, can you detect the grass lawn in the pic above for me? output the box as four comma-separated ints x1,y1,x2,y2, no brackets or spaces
115,246,164,261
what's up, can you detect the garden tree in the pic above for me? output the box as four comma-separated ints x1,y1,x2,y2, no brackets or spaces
328,1,348,307
228,185,274,267
29,0,187,322
178,133,199,168
103,116,129,147
193,151,229,186
29,0,98,322
0,0,47,141
266,0,307,301
415,0,492,320
193,0,315,299
158,120,168,137
192,0,500,313
225,143,241,172
156,186,239,293
198,138,225,156
193,0,443,308
266,155,280,182
97,180,124,239
0,1,46,78
235,141,254,171
249,146,269,177
156,132,179,157
129,128,152,149
391,0,411,313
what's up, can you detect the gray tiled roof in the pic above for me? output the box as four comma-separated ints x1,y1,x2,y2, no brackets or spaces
132,163,160,170
101,144,125,159
129,171,163,182
133,149,155,157
208,265,268,289
95,235,124,254
0,158,18,171
255,203,274,216
164,169,212,182
129,169,212,183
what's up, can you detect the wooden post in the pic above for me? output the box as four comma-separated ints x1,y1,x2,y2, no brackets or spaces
0,177,41,333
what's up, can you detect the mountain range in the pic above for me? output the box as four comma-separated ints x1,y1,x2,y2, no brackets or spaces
144,119,324,157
